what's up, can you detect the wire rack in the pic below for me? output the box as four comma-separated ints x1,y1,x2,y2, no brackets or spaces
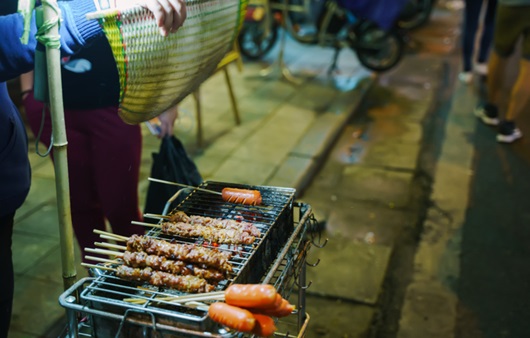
59,202,325,337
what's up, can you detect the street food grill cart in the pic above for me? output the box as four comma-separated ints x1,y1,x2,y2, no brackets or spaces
58,182,326,337
28,0,324,335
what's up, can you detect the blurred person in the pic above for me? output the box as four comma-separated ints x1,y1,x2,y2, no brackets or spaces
459,0,497,84
20,39,179,263
0,1,186,335
474,0,530,143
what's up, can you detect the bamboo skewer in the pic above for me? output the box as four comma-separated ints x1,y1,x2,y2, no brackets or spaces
95,241,127,251
131,220,160,228
99,234,127,242
93,229,128,241
148,177,222,196
85,247,124,257
124,291,225,305
81,263,116,271
144,213,170,220
85,255,119,264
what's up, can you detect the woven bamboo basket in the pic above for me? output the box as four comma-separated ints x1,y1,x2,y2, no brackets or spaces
90,0,248,124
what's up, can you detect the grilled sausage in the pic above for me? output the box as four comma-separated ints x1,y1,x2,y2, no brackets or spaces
222,188,262,205
251,314,277,337
208,302,256,333
252,298,295,318
224,284,278,309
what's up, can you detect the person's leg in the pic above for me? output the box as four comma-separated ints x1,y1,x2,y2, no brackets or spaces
486,5,523,106
486,50,509,107
504,59,530,121
497,38,530,143
476,0,497,67
473,50,506,125
23,95,107,257
90,106,144,238
475,4,518,125
65,117,107,256
462,0,482,72
489,6,530,142
0,213,15,338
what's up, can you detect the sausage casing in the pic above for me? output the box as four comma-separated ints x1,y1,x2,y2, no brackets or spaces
208,302,256,333
251,314,277,337
252,298,295,318
222,188,262,205
225,284,277,309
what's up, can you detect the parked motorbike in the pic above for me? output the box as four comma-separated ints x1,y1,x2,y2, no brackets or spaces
238,0,405,72
397,0,435,30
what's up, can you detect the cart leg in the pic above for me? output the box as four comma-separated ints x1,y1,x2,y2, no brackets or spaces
65,296,79,338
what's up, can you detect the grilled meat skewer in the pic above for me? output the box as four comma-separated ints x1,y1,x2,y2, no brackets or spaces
126,235,233,272
168,211,261,237
122,251,225,282
116,265,216,293
160,221,256,245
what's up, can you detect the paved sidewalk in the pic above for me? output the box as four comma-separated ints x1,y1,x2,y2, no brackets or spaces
8,35,372,337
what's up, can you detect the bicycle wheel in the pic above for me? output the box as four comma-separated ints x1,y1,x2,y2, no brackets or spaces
238,20,279,60
397,0,434,30
351,24,404,72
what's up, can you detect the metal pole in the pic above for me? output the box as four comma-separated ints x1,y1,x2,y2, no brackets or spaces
41,0,77,290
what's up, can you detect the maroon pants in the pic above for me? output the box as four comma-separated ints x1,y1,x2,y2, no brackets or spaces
23,93,145,259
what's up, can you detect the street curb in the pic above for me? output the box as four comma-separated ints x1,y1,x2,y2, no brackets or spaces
275,76,376,198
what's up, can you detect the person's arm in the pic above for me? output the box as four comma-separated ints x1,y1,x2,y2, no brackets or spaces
0,0,101,82
19,71,34,101
0,0,186,82
158,105,179,138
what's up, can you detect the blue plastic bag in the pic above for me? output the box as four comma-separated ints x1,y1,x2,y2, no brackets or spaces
338,0,409,30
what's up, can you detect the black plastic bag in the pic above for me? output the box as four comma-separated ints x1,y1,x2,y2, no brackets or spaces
144,136,202,218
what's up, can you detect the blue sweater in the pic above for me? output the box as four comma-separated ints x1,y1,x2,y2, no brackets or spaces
0,1,101,217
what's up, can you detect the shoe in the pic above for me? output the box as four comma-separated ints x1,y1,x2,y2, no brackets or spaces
496,121,523,143
458,71,473,84
474,104,499,126
475,63,488,76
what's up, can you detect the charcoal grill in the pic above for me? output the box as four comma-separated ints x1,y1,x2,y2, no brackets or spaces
59,181,325,337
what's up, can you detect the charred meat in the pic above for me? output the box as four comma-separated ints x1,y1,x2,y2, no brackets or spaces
126,235,233,272
168,211,261,237
122,251,225,282
160,221,256,245
116,265,216,293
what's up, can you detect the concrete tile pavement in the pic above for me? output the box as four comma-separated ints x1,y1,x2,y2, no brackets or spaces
8,35,372,337
297,6,461,331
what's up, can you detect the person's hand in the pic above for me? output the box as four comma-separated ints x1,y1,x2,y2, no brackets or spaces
139,0,186,36
157,105,179,138
114,0,187,36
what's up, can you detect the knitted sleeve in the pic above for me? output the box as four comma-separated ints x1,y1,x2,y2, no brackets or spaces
0,0,102,82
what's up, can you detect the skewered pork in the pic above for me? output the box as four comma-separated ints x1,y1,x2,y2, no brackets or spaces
122,251,225,282
168,211,261,237
126,235,233,272
116,265,215,293
160,221,256,245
